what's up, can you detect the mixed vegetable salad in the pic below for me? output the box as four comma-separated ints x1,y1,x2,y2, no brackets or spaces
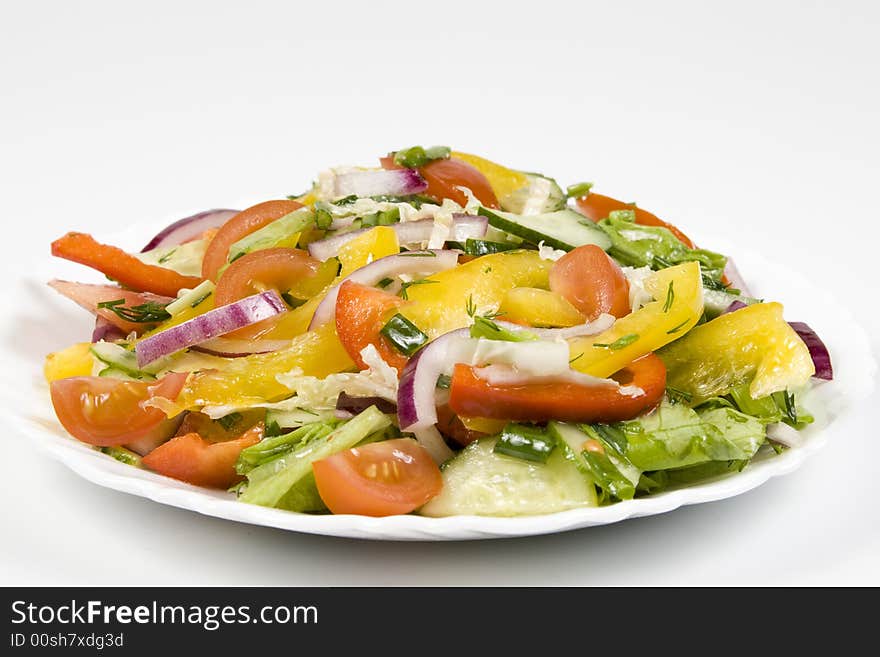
43,147,833,517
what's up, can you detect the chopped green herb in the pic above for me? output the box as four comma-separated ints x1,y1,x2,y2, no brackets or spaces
400,279,437,300
465,294,477,318
380,313,429,356
377,277,395,289
666,385,693,404
398,250,437,257
190,291,212,308
333,194,359,206
157,248,177,264
662,281,675,313
666,319,691,334
565,182,594,199
96,299,171,323
569,353,584,365
436,374,452,390
217,412,243,431
593,333,639,350
470,315,536,342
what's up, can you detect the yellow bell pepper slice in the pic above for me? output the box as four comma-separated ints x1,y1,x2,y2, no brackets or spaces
450,151,529,202
658,302,815,403
44,342,95,383
402,250,553,338
569,262,704,378
337,226,400,277
169,323,354,413
500,287,585,327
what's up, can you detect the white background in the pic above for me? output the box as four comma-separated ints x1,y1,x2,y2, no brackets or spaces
1,0,878,585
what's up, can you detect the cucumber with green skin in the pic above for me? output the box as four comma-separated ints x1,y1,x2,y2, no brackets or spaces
478,206,611,252
419,435,598,517
499,172,567,214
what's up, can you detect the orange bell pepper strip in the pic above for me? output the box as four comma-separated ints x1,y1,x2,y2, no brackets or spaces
51,232,202,297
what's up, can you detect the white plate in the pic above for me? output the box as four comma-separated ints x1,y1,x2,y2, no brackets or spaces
6,240,876,541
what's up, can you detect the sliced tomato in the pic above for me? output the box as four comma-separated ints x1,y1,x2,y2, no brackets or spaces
575,192,697,249
549,244,630,321
142,424,263,489
381,155,499,208
334,280,409,373
49,372,188,447
48,279,173,335
449,353,667,423
201,200,304,281
51,233,202,298
312,438,443,516
214,247,327,306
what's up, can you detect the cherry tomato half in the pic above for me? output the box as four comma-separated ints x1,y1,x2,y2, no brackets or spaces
201,200,304,281
312,438,443,516
50,372,188,447
549,244,630,320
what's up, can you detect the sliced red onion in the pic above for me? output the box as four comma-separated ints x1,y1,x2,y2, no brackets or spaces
723,257,752,297
722,300,749,314
334,169,427,198
789,321,833,380
307,215,487,262
190,336,292,358
141,209,240,252
92,316,127,343
308,250,460,330
336,392,397,415
135,291,286,367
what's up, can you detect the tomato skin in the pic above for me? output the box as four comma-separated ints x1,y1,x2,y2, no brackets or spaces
334,280,409,373
50,372,188,447
201,200,304,281
575,192,696,249
312,438,443,516
549,244,630,321
448,353,667,423
214,247,323,306
380,155,499,208
142,424,262,489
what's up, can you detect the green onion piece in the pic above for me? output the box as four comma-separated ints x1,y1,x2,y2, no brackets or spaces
463,238,518,256
565,182,594,199
493,423,556,463
393,145,451,169
314,204,333,230
216,412,243,432
436,374,452,390
380,313,428,356
333,194,359,206
608,209,637,222
376,277,394,289
99,446,143,468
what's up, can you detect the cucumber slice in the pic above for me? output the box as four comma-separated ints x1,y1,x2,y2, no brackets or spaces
419,436,597,517
265,408,337,433
549,422,640,490
478,207,611,252
703,288,760,320
91,342,160,379
227,206,314,263
499,172,566,215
